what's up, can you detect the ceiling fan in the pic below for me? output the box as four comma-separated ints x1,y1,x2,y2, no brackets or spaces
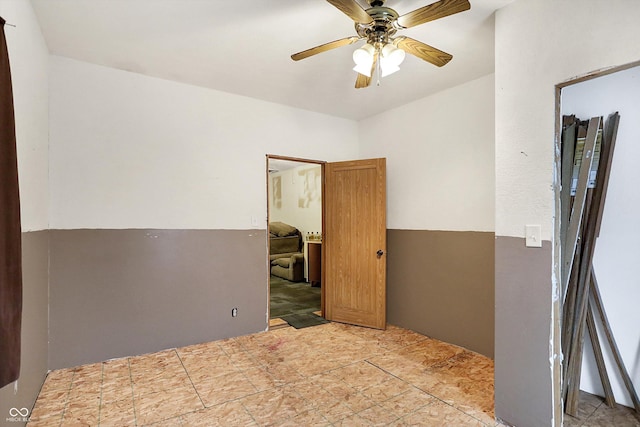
291,0,470,88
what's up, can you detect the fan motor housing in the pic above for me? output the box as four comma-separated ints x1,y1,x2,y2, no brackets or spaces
355,5,398,41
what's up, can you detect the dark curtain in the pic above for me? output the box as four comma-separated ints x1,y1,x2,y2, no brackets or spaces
0,16,22,389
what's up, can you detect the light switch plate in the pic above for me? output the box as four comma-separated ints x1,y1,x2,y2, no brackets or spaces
525,225,542,248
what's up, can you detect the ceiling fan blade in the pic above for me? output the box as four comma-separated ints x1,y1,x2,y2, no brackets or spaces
395,36,452,67
396,0,470,29
355,52,378,89
326,0,374,24
355,73,371,89
291,36,361,61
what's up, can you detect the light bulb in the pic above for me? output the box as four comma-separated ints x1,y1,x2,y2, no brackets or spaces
381,44,405,66
352,43,375,66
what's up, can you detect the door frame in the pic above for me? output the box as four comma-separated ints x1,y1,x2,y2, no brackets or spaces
266,154,326,326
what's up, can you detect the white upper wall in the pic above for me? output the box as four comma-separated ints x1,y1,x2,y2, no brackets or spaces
48,56,358,229
495,0,640,240
50,55,496,233
359,73,495,232
0,0,49,231
562,66,640,409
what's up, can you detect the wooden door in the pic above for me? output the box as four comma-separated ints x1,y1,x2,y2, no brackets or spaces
324,158,386,329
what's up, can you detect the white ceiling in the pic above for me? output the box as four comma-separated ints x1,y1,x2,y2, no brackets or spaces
30,0,512,120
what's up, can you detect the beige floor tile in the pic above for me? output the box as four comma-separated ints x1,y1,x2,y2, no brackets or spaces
400,338,466,368
290,376,341,408
66,384,101,409
39,368,75,393
179,400,257,426
178,347,237,375
240,387,312,426
24,416,64,427
291,355,348,377
60,400,100,426
270,408,331,427
318,375,360,403
26,324,498,426
380,387,437,417
101,375,133,404
31,323,638,426
333,412,376,427
416,351,495,423
217,336,251,354
132,370,193,396
260,360,305,385
102,357,130,375
359,376,413,403
134,389,203,425
192,370,258,407
314,398,357,424
72,363,103,380
394,400,486,426
331,361,392,389
141,415,184,426
99,397,136,426
242,366,280,392
28,387,70,422
226,349,262,371
129,350,184,377
357,403,403,426
341,389,376,413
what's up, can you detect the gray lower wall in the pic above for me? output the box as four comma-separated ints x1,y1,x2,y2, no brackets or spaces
48,229,268,370
0,231,49,427
494,236,553,427
46,228,497,373
386,229,495,358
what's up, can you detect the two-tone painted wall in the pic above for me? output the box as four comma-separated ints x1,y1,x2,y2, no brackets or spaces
47,56,359,369
359,74,496,358
45,54,499,370
494,1,640,426
0,0,49,423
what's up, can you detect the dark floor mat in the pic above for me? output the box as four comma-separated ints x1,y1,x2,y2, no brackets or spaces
280,313,329,329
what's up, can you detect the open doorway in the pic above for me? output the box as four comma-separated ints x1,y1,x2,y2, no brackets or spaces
555,63,640,424
266,155,325,329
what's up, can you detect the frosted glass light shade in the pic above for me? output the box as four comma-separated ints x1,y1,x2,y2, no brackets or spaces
381,44,405,66
380,62,400,77
352,43,375,77
353,43,375,65
353,62,373,77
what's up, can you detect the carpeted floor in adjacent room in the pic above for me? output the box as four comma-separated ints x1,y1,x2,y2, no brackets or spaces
269,275,320,319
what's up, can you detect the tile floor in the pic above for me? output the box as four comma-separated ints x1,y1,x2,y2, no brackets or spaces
27,323,497,426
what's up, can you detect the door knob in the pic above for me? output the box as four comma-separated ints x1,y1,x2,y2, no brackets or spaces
376,250,384,258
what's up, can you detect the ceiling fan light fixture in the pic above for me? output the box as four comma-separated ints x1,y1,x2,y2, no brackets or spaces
352,43,375,65
380,60,400,77
291,0,471,88
353,62,373,77
381,43,405,66
352,43,375,77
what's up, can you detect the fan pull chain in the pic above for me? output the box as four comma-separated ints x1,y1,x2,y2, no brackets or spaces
376,48,382,86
